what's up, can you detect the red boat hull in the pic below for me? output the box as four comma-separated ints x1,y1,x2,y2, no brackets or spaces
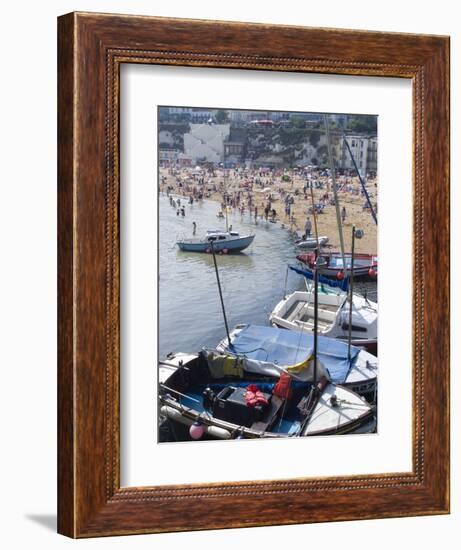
296,252,378,280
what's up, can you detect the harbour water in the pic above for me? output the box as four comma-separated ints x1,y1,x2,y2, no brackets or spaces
158,194,377,359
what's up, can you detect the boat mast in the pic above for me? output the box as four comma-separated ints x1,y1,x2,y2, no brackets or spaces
313,260,319,387
225,204,229,232
297,255,321,436
309,183,320,251
209,241,231,346
324,114,347,273
347,226,356,361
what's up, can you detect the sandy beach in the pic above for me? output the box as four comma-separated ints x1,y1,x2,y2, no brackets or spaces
159,166,377,254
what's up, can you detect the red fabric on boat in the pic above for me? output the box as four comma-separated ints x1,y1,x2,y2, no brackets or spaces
273,372,292,399
244,384,269,407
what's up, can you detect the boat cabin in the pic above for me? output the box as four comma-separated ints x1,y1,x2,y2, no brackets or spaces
205,230,240,242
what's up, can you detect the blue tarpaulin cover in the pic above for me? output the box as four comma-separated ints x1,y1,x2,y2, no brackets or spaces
226,325,358,384
288,264,349,291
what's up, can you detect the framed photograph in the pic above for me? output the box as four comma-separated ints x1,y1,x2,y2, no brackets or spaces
57,12,450,537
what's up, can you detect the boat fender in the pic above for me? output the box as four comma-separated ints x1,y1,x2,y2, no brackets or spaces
368,268,377,278
189,421,206,440
336,271,345,280
206,425,232,440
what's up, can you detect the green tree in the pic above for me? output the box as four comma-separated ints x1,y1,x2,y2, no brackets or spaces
289,115,305,129
346,115,377,134
215,110,229,123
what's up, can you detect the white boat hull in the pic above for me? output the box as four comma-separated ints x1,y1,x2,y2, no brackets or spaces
296,236,329,249
270,289,378,354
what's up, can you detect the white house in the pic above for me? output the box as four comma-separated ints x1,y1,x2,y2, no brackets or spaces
340,135,370,175
183,123,230,163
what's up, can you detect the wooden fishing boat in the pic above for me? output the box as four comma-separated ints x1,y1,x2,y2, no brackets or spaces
159,350,375,441
177,229,255,253
296,251,378,279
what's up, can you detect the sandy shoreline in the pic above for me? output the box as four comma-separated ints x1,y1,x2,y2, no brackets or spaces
159,166,377,254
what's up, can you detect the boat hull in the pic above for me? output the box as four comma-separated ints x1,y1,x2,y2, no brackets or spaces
296,252,378,280
160,401,375,440
158,352,375,441
159,385,374,440
269,290,378,355
177,234,255,253
296,236,329,249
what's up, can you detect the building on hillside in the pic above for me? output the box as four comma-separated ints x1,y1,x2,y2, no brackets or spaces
190,109,215,122
228,110,256,122
164,107,215,123
159,149,192,166
167,107,192,115
159,149,181,164
366,137,378,174
339,135,370,175
158,130,175,148
183,123,230,163
224,127,247,166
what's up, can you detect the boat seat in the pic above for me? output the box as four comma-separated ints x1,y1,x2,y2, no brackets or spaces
286,301,310,322
286,302,337,324
251,395,285,432
295,319,331,331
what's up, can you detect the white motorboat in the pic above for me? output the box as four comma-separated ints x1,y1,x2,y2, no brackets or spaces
295,236,329,249
270,285,377,354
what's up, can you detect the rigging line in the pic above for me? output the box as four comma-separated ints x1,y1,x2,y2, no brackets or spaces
309,183,321,251
226,346,270,362
292,281,313,367
160,384,200,403
341,130,378,225
324,114,347,275
348,225,356,362
283,265,289,300
210,240,231,346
